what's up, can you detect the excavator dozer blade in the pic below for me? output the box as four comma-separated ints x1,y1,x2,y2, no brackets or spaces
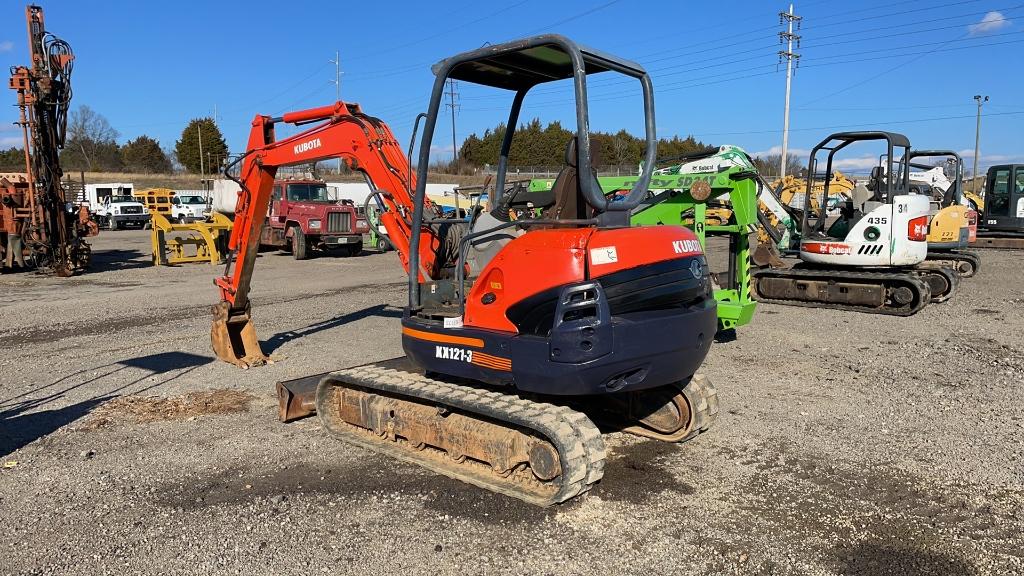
211,301,270,368
276,373,324,422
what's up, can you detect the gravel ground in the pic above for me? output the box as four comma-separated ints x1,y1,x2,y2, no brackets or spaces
1,229,1021,576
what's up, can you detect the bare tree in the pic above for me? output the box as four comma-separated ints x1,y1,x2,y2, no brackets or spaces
754,153,804,178
60,105,122,171
67,105,119,144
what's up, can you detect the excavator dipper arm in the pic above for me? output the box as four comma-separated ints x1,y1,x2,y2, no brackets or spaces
211,102,441,367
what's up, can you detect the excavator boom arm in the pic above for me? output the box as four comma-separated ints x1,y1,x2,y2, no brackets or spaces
212,101,440,367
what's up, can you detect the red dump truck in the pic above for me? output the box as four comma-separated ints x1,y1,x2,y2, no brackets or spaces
213,178,368,259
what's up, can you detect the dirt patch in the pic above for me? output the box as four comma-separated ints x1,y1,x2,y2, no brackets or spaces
834,540,980,576
78,389,254,429
728,440,1020,574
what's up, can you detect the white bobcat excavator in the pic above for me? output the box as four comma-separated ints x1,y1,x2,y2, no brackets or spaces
752,131,959,315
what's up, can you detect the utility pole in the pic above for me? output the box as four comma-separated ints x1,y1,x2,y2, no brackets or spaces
197,122,205,176
329,51,342,101
973,94,988,192
778,4,801,178
444,79,460,167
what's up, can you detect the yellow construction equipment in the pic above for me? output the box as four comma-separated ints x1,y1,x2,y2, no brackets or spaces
757,171,855,248
134,188,232,265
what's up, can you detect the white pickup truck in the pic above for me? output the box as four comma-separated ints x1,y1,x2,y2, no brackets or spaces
93,194,150,230
170,194,208,223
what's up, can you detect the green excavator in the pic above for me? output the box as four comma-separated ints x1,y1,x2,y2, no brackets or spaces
530,145,764,335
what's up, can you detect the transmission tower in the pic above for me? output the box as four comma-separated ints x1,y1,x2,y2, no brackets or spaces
778,4,802,178
444,79,460,165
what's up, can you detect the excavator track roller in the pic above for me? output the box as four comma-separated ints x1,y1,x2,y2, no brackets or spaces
315,364,607,507
925,250,980,278
912,265,959,303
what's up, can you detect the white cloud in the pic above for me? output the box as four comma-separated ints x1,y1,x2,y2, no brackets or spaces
749,145,811,159
956,150,1024,163
0,40,13,53
832,156,881,171
0,136,23,148
968,11,1011,35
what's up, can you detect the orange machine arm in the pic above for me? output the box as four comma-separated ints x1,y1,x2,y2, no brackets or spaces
214,102,441,312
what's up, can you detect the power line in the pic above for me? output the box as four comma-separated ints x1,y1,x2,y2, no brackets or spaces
344,0,533,63
799,0,986,32
801,4,1022,42
348,0,624,82
457,3,1024,103
521,0,623,35
686,110,1024,138
797,1,1024,104
455,33,1024,115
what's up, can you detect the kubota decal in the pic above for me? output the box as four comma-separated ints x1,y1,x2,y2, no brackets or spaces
672,239,703,254
293,138,322,155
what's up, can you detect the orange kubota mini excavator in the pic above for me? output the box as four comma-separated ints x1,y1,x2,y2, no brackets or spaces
211,35,719,505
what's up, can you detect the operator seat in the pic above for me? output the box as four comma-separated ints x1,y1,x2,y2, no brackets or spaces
543,136,602,222
827,182,874,239
466,136,602,275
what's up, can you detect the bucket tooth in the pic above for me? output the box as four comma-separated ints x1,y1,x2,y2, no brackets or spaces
211,301,270,368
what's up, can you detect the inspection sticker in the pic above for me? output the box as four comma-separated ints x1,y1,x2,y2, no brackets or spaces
590,246,618,265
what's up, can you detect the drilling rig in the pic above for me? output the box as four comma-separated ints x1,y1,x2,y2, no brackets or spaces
3,4,96,275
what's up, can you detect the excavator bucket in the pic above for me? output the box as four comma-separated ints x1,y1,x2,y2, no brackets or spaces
751,235,786,268
211,301,270,368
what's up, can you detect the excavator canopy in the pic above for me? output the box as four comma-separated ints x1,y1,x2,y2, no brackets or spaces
434,36,647,90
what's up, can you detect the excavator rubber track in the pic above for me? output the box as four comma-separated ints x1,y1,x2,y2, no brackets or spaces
925,250,980,278
911,264,960,303
315,363,607,507
751,267,931,316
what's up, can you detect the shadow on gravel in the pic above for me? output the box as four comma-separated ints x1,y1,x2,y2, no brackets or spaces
0,395,111,456
152,460,557,526
117,351,211,374
261,304,403,355
151,438,699,526
89,248,151,272
595,440,696,504
0,352,212,410
835,541,978,576
0,353,212,453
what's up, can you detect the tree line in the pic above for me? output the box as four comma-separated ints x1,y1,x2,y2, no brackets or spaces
458,118,711,169
0,105,228,175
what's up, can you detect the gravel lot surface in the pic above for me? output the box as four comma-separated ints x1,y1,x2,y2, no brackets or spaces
1,230,1021,575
